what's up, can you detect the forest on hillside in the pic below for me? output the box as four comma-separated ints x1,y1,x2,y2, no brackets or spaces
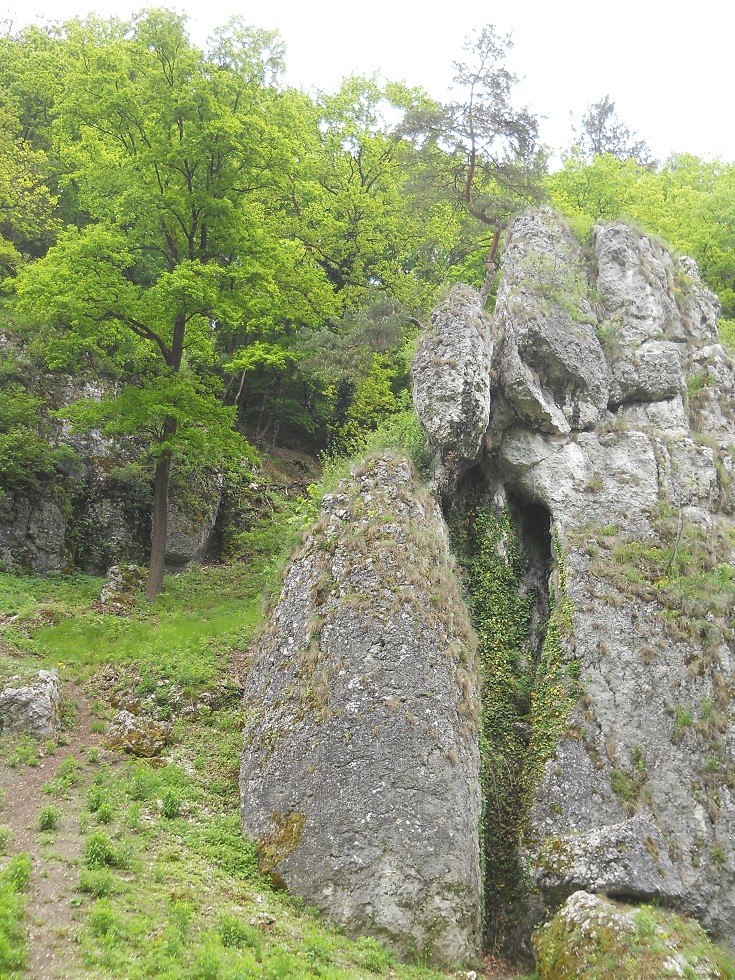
1,7,735,594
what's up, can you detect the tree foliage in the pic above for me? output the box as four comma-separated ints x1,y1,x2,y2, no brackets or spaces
547,152,735,316
573,95,654,167
434,25,546,295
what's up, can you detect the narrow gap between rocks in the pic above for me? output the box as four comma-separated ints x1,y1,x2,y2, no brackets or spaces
449,474,555,957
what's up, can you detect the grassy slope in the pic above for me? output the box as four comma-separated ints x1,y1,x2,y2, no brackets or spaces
0,496,452,978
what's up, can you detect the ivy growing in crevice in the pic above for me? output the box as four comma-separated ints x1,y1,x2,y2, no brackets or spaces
450,488,577,955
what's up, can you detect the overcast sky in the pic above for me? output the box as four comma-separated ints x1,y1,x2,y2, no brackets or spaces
5,0,733,165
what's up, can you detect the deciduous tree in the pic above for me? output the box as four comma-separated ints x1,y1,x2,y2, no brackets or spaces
14,10,331,597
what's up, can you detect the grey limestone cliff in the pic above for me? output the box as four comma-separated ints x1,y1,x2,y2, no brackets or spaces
240,206,735,966
414,207,735,951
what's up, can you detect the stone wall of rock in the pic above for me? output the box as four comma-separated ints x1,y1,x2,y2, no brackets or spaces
239,453,482,965
413,208,735,949
239,208,735,965
0,369,223,574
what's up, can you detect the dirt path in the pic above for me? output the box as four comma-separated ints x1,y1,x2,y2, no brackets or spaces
0,682,108,978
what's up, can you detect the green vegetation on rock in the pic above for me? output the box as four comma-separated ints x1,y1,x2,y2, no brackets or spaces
535,892,735,979
452,502,577,949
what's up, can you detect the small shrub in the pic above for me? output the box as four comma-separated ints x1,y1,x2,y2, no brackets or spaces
0,883,26,973
96,803,114,825
217,914,260,951
192,939,223,980
86,786,104,813
78,868,115,898
89,899,120,940
0,827,12,854
1,854,32,891
8,736,39,768
127,763,154,802
37,806,60,832
83,833,124,869
161,790,181,819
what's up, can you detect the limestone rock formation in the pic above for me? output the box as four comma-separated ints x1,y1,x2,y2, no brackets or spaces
165,470,224,568
0,670,63,738
0,362,223,574
412,208,735,952
492,209,610,435
105,709,173,758
412,283,493,491
241,207,735,968
239,453,482,965
534,891,732,979
530,814,683,905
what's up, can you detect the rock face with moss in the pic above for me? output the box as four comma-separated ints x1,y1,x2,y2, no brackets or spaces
0,368,223,574
534,890,735,979
413,208,735,954
239,453,482,965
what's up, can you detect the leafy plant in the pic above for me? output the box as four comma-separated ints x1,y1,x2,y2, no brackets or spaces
37,806,60,831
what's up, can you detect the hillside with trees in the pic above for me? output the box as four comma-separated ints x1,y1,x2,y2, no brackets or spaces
1,8,735,979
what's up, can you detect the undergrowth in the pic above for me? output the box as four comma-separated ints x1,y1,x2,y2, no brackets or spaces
0,853,31,976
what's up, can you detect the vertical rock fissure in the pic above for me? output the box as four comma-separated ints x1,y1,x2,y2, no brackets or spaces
450,482,572,955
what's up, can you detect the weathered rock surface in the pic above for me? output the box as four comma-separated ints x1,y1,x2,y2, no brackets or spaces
534,891,732,979
412,284,493,491
492,209,610,434
104,709,173,757
530,814,683,904
165,470,224,568
0,670,62,738
413,209,735,951
240,453,482,965
0,362,224,574
99,564,147,615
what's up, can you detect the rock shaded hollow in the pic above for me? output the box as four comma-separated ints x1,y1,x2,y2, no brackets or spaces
239,453,482,965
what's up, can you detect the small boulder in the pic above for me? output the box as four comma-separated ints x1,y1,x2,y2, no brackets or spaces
105,709,172,757
530,814,684,906
0,669,63,739
534,891,732,979
99,564,147,615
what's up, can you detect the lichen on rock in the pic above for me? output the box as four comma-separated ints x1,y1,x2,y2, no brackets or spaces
0,669,63,739
239,451,482,965
412,283,493,492
411,208,735,958
534,891,735,979
104,709,173,757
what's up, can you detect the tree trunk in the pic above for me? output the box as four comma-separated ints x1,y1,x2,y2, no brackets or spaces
147,447,171,600
147,414,178,600
147,318,186,600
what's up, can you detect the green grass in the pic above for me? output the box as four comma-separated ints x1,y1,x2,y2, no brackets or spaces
0,482,450,978
0,854,31,976
0,565,267,698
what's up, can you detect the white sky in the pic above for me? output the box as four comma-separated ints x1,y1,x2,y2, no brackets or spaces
5,0,733,164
